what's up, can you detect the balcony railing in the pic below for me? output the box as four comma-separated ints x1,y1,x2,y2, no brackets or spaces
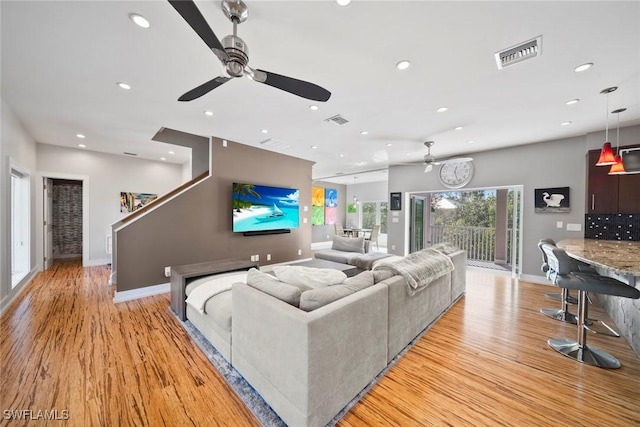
430,225,513,264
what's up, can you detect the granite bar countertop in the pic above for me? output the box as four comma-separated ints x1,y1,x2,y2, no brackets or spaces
557,238,640,277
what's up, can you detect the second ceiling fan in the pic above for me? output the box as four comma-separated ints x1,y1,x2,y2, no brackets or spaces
168,0,331,102
397,141,473,173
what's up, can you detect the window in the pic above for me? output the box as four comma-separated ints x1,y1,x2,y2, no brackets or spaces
361,201,388,233
11,168,30,288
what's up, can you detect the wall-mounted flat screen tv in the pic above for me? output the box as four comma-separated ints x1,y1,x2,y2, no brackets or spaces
232,183,300,233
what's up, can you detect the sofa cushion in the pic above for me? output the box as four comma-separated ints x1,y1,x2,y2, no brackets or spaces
332,235,365,254
246,268,301,307
203,291,232,332
299,271,375,311
273,265,347,290
372,269,394,283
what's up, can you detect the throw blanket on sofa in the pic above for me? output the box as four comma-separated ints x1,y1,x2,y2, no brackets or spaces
185,273,247,314
373,248,455,295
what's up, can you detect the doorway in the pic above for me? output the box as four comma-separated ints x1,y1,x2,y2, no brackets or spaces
409,186,524,279
40,174,88,270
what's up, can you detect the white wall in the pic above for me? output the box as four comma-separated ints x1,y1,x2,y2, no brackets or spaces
388,124,640,280
1,99,38,313
36,144,183,267
346,180,388,228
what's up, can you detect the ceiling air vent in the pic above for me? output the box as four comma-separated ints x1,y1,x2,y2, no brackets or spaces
495,36,542,69
259,139,291,150
325,114,349,126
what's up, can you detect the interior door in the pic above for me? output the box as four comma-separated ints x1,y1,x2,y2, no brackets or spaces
410,196,426,253
43,178,53,270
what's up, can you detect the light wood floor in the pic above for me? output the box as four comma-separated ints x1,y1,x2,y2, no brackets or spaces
1,260,639,426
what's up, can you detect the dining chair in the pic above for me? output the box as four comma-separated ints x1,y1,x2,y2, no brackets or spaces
365,225,380,251
334,223,346,236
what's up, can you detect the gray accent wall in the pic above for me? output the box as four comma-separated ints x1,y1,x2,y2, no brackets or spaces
114,139,314,292
152,127,209,178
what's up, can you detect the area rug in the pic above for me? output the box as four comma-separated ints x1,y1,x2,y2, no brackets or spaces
176,302,455,426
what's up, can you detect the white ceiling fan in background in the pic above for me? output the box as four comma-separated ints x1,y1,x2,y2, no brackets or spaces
396,141,474,173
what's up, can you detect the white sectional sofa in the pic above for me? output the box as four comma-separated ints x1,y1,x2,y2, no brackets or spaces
183,248,467,427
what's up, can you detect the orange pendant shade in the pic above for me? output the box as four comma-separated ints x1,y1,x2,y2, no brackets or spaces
596,142,616,166
608,155,626,175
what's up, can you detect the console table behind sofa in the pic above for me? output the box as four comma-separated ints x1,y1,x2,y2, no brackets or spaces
170,258,259,320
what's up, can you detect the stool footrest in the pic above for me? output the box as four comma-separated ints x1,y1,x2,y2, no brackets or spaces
548,338,620,369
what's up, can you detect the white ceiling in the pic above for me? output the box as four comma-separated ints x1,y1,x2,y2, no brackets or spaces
2,1,639,185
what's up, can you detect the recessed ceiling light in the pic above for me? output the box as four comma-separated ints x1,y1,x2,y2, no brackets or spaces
311,146,318,149
574,63,593,72
386,143,393,147
454,126,464,131
467,140,475,144
396,60,411,70
566,99,580,105
160,157,167,161
76,133,86,139
437,107,448,113
309,105,319,111
261,129,268,134
116,82,131,90
168,151,175,155
204,110,214,116
129,13,150,29
360,130,368,135
561,121,572,126
336,0,351,6
78,144,87,148
339,154,345,157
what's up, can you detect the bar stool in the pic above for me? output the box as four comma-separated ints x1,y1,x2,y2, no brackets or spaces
540,243,640,369
539,238,595,304
538,239,578,323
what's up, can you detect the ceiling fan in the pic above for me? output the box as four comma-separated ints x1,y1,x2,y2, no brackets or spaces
396,141,473,173
168,0,331,102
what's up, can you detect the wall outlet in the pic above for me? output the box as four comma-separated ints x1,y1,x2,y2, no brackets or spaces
266,253,271,261
556,221,563,229
391,245,396,251
303,217,307,223
164,266,171,277
298,249,302,256
255,254,259,261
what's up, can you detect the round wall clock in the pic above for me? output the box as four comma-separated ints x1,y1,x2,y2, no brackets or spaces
438,161,474,189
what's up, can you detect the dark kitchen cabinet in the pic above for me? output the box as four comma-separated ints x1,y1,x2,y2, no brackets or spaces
587,147,640,214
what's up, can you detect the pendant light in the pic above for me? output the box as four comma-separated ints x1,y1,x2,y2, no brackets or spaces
595,87,617,166
608,108,627,175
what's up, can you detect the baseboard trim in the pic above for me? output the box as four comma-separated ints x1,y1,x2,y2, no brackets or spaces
1,267,39,316
520,274,553,286
113,283,169,303
84,258,111,267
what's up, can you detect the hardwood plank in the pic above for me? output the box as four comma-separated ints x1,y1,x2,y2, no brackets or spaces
1,260,639,426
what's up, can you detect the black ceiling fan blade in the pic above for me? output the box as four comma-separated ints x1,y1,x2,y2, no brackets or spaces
178,76,231,102
169,0,229,61
255,69,331,102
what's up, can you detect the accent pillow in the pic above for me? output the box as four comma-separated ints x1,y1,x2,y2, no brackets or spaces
299,271,375,311
274,266,346,289
245,268,301,307
332,235,365,253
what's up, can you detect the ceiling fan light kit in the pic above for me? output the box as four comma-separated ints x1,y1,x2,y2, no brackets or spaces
168,0,331,102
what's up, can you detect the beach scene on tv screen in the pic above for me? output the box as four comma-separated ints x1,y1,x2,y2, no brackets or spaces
233,183,300,232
